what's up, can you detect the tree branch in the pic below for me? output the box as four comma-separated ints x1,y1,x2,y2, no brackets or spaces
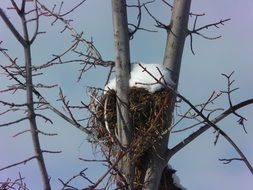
19,3,51,188
0,117,28,127
0,156,37,172
169,98,253,173
0,8,26,46
188,16,231,54
138,63,253,175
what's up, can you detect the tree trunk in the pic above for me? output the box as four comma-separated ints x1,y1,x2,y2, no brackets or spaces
111,0,134,189
0,2,51,189
143,0,191,189
21,11,51,190
163,0,191,87
111,0,191,189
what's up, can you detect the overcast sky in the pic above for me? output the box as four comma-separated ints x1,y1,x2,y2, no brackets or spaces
0,0,253,189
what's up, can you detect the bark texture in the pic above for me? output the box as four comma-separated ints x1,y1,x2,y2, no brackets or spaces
143,0,192,189
163,0,191,87
111,0,134,188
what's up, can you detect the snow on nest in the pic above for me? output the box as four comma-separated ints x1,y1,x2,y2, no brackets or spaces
168,164,187,190
104,62,175,93
172,173,187,190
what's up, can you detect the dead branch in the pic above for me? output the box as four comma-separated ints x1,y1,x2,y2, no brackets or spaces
219,158,243,164
221,71,247,133
0,172,29,190
1,47,91,134
36,113,53,124
0,8,25,46
0,100,27,107
37,130,58,136
137,64,253,174
29,2,40,44
13,129,31,137
0,117,28,127
36,0,101,60
171,91,223,132
88,151,128,190
171,93,253,174
193,18,231,34
0,156,37,172
1,1,51,188
169,98,253,174
42,150,62,154
143,1,169,30
188,15,231,54
58,168,95,190
162,0,173,9
127,0,157,39
79,157,107,163
58,87,85,129
216,129,253,174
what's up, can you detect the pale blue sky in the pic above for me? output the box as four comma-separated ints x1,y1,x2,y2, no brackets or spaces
0,0,253,189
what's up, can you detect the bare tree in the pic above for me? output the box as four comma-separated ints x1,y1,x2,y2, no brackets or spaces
0,1,51,189
106,0,253,189
0,0,252,190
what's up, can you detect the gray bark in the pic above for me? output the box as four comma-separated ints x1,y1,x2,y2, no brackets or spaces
24,44,51,190
111,0,134,188
144,0,192,189
110,0,191,189
21,10,51,190
163,0,191,87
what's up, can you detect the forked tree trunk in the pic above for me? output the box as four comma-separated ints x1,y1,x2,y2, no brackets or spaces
111,0,191,189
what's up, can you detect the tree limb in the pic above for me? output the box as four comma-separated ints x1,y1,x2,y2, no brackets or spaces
0,8,26,47
169,98,253,173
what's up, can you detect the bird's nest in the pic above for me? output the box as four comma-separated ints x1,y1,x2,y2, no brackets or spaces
90,87,172,158
88,87,181,189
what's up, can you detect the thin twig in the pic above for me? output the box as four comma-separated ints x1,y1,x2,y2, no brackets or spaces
0,156,37,172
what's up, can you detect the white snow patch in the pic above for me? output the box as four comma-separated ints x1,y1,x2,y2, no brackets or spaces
168,164,187,190
172,173,187,190
104,62,175,93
